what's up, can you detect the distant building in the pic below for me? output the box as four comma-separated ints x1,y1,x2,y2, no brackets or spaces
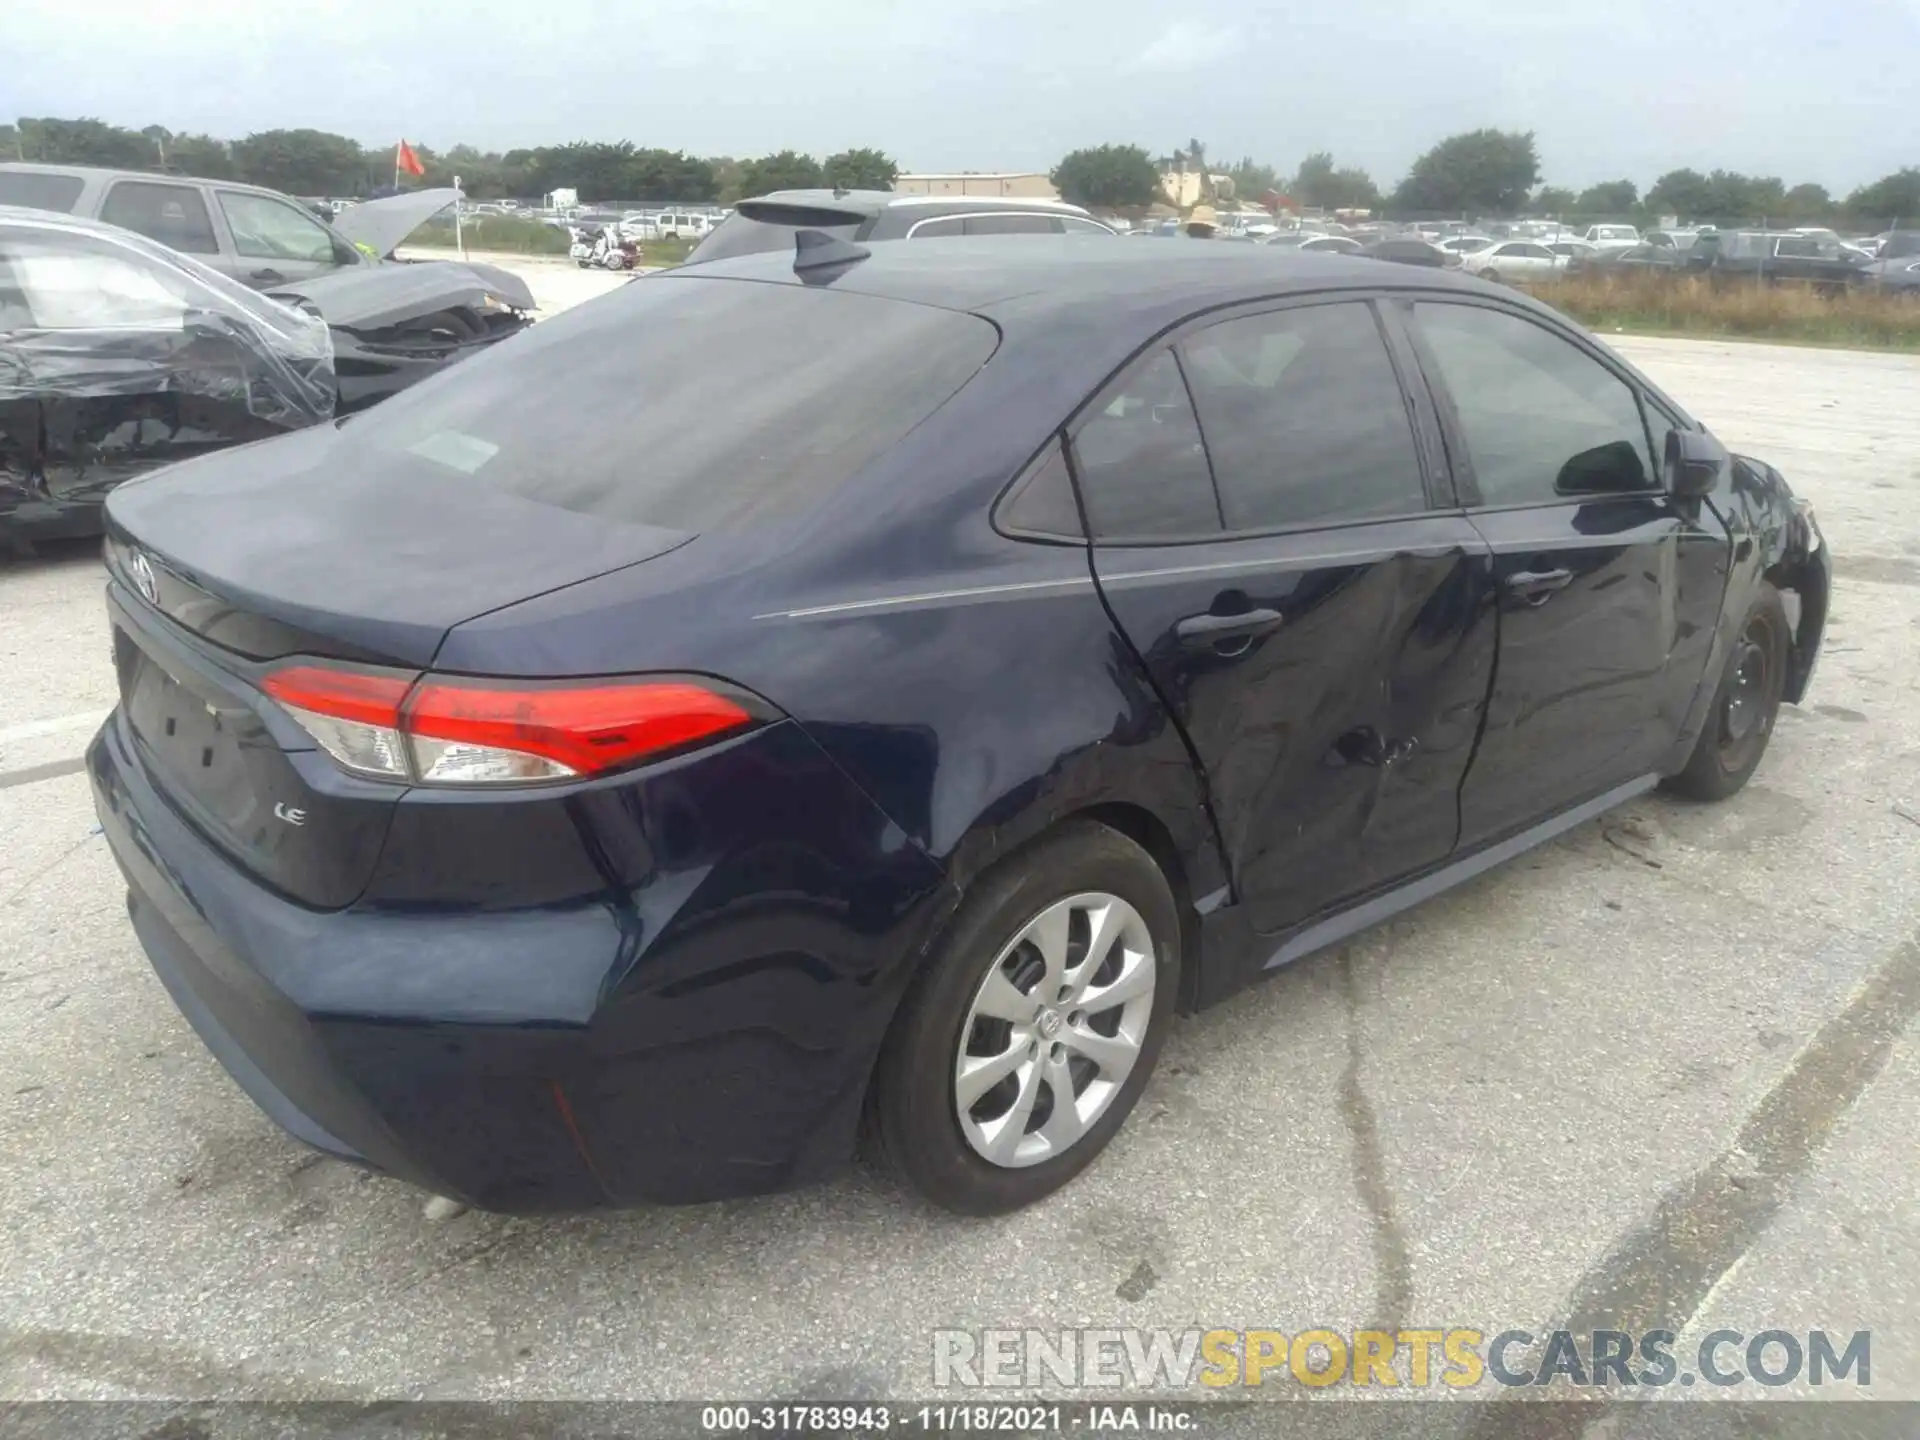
894,172,1058,200
1160,170,1237,210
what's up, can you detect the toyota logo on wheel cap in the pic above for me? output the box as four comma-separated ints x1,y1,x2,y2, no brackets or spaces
128,550,159,606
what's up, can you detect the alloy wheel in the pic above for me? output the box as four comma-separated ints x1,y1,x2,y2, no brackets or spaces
953,892,1156,1169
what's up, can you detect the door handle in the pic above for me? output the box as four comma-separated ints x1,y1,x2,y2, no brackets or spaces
250,268,285,283
1504,568,1574,606
1174,608,1285,649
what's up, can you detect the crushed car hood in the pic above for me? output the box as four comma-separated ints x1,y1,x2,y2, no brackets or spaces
329,188,461,259
267,262,536,330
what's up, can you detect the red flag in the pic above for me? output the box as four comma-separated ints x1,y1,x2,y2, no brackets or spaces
395,140,426,179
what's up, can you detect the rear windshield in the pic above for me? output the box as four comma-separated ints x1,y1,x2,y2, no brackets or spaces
0,173,86,213
336,276,997,530
687,212,862,264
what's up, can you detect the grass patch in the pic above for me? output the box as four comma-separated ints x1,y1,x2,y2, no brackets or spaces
640,238,696,266
1532,272,1920,350
404,218,696,268
405,215,571,255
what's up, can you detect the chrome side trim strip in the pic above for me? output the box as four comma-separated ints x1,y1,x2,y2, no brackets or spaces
757,575,1095,620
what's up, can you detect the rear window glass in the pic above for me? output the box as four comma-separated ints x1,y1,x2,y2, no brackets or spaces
687,212,861,264
0,172,86,212
337,277,997,530
100,182,219,255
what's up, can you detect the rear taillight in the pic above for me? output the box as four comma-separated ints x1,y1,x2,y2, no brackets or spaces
262,664,766,786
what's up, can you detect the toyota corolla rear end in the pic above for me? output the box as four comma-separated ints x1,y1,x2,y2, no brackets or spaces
87,269,997,1210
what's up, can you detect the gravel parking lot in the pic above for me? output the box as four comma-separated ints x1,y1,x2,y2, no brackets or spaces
2,266,1916,1414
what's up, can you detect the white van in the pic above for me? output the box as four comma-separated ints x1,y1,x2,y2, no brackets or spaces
653,212,715,240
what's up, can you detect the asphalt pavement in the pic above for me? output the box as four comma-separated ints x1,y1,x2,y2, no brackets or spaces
1,284,1915,1417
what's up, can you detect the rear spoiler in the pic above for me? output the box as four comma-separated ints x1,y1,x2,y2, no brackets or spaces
736,199,869,228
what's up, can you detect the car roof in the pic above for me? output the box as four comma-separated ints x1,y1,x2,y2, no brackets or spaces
0,160,294,202
661,233,1490,332
743,188,1094,219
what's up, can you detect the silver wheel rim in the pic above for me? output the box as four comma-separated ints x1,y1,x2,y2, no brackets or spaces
953,892,1156,1169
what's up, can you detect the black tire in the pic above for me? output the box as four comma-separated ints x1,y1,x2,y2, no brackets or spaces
868,821,1181,1215
1479,267,1502,283
1664,583,1790,801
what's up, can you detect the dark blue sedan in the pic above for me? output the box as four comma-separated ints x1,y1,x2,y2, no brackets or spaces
89,238,1829,1215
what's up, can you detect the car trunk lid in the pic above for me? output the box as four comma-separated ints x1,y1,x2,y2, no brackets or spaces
101,425,690,909
103,423,690,667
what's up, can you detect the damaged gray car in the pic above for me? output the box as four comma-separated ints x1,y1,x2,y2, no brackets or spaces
2,206,335,546
0,166,534,412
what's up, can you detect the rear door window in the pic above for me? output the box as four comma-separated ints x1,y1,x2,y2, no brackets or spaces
0,172,85,212
1178,302,1427,531
99,181,219,255
908,217,968,239
337,278,997,531
1069,350,1221,540
964,214,1056,235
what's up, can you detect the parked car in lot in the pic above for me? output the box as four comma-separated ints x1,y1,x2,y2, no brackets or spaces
88,238,1828,1215
1361,236,1457,268
1791,228,1877,264
1265,233,1365,255
1711,230,1873,289
1581,223,1641,253
2,208,333,543
1644,228,1707,255
1458,239,1564,283
684,191,1114,262
1585,243,1689,275
0,165,535,412
1862,254,1920,291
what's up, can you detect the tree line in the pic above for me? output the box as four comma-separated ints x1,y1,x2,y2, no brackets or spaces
1055,131,1920,223
1,117,899,203
7,116,1915,224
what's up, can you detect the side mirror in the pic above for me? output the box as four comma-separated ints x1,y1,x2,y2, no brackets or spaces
1665,428,1727,499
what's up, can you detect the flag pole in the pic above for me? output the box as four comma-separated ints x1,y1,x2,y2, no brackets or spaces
455,175,466,260
394,143,401,193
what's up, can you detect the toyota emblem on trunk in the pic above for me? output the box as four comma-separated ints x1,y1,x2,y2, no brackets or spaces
129,550,159,606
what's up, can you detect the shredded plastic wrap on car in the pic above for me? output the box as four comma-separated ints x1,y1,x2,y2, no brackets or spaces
0,205,336,428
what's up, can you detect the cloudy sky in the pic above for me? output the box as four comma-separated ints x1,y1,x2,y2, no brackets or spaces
4,0,1915,190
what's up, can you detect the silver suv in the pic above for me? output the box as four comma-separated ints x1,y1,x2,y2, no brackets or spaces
688,190,1115,264
0,163,381,289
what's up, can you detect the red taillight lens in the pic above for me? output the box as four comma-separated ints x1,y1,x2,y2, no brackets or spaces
263,666,412,728
263,665,415,779
262,665,763,786
404,678,755,782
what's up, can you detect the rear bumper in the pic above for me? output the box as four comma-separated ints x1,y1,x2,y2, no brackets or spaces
90,711,952,1211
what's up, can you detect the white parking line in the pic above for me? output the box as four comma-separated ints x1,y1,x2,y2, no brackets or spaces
0,709,111,746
